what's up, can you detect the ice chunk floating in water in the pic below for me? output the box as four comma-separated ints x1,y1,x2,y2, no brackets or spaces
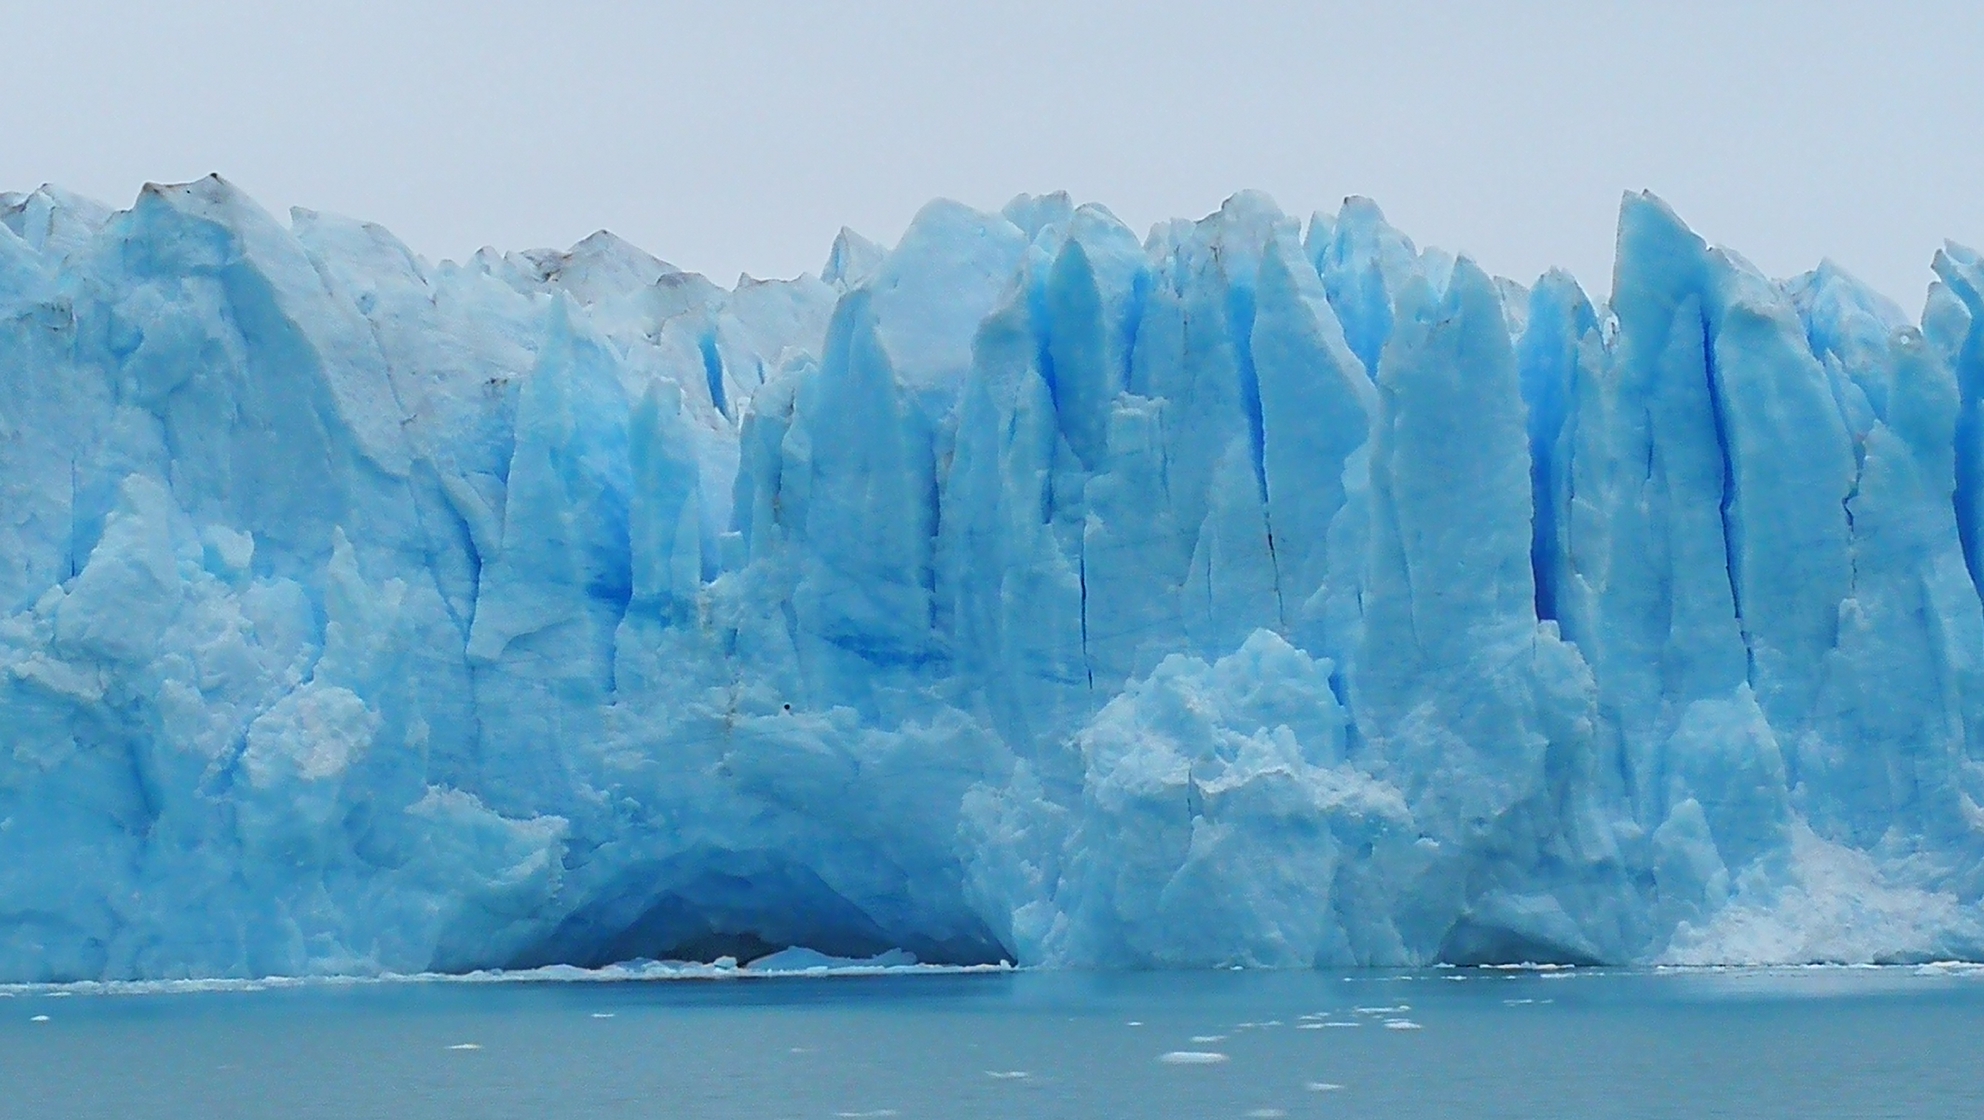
4,176,1984,981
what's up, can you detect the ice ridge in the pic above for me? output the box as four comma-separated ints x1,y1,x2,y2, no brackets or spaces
2,177,1984,981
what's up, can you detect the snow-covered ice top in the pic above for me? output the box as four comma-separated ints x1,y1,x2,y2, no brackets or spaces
2,176,1983,982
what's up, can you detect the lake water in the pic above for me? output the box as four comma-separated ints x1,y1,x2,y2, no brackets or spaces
5,965,1981,1118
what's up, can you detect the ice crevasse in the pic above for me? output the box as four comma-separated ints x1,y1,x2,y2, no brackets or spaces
4,176,1984,981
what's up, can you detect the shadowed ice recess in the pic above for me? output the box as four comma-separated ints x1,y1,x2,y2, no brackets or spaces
5,177,1984,982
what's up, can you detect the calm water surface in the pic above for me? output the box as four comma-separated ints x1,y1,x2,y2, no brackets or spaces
4,966,1981,1118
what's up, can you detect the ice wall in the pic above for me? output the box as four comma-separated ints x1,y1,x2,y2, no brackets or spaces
3,176,1983,981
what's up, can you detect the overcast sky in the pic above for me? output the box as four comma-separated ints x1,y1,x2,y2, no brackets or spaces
6,2,1980,309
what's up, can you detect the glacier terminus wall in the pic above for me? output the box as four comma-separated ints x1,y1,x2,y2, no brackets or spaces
4,176,1984,981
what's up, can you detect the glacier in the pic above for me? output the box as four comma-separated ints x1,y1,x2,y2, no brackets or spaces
4,176,1984,981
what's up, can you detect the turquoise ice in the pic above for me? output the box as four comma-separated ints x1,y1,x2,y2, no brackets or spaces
2,177,1983,981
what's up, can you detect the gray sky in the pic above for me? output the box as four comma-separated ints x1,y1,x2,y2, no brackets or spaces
6,1,1981,309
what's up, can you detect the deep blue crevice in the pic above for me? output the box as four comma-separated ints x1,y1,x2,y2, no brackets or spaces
1527,478,1561,623
64,458,79,581
1324,259,1392,379
1927,256,1984,612
1329,660,1365,763
1945,273,1984,600
1264,528,1286,631
1121,267,1152,395
824,627,941,672
699,330,728,419
1028,256,1060,406
1516,281,1596,626
1226,280,1269,505
1225,269,1287,624
1078,544,1093,690
1518,330,1569,623
1699,307,1754,683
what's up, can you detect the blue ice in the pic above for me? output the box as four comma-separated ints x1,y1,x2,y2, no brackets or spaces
1,177,1982,981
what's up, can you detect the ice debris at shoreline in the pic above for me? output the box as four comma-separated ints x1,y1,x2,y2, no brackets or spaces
0,950,1009,997
5,175,1984,982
